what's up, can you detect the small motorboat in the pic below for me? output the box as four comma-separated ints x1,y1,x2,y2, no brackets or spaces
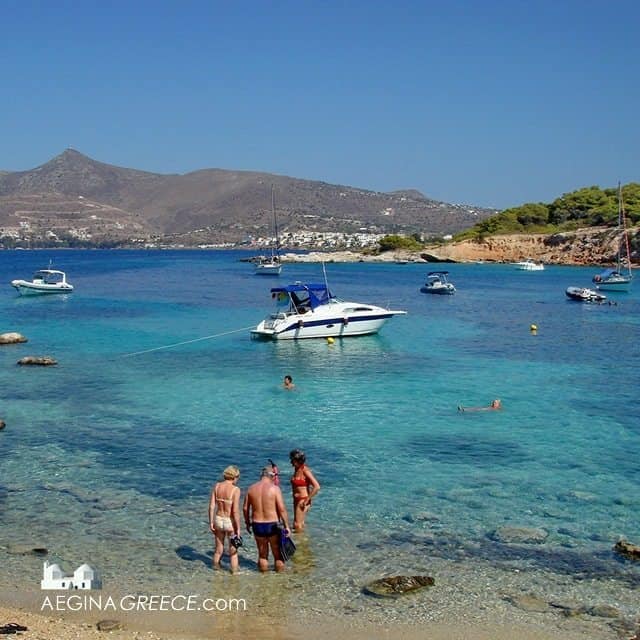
251,282,406,340
565,286,606,303
514,259,544,271
11,268,74,296
420,271,456,295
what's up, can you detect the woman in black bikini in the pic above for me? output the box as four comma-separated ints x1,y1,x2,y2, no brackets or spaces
289,449,320,532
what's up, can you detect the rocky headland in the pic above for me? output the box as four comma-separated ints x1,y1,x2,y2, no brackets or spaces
282,227,638,266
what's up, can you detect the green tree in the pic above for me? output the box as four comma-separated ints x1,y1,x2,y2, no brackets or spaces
377,234,422,252
548,186,612,225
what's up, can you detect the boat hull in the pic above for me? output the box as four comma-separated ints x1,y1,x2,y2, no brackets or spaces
420,285,455,295
11,281,74,296
593,276,632,291
251,311,403,340
514,262,544,271
565,286,606,302
254,264,282,275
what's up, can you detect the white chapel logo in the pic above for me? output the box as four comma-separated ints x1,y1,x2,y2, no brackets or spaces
41,560,102,590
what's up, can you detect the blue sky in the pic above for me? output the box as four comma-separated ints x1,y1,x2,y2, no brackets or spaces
1,0,638,209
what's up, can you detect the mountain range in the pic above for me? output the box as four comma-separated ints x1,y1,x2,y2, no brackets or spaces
0,149,498,247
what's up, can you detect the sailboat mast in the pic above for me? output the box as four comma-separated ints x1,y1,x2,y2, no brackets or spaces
619,183,632,276
271,185,280,257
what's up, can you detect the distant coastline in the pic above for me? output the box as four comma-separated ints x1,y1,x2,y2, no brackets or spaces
281,226,637,267
2,225,637,268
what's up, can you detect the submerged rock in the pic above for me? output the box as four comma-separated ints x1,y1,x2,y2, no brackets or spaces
490,526,549,544
614,540,640,561
17,356,57,366
586,604,621,618
0,332,27,344
363,575,434,598
505,594,551,613
6,544,48,556
402,511,440,524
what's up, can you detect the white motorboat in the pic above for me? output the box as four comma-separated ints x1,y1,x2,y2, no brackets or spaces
251,282,406,340
11,268,74,296
565,286,606,303
514,259,544,271
420,271,456,295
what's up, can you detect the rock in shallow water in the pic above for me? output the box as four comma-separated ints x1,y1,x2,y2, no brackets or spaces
0,332,27,344
6,544,48,556
17,356,57,366
490,526,549,544
505,594,552,613
363,575,434,598
613,539,640,561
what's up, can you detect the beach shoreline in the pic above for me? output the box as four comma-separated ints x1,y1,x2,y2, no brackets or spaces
0,599,628,640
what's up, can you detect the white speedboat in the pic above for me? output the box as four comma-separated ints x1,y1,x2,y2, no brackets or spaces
565,286,606,303
514,259,544,271
420,271,456,295
251,282,406,340
11,268,74,296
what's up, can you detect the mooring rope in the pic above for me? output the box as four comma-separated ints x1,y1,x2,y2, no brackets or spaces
118,325,256,358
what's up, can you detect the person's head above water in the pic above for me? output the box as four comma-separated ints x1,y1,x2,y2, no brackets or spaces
283,375,294,388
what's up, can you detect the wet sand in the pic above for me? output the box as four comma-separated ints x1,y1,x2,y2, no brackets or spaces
0,592,631,640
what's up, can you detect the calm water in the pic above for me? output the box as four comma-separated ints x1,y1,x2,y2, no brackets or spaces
1,250,639,629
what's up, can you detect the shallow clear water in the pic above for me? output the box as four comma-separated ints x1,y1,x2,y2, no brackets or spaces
1,250,638,630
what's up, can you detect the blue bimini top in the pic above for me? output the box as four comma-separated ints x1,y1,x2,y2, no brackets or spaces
270,283,333,310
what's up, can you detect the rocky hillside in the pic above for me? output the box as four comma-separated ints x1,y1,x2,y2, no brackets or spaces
420,227,639,265
0,149,497,246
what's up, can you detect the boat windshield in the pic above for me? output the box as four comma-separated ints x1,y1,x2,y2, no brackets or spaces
34,270,63,284
270,283,332,311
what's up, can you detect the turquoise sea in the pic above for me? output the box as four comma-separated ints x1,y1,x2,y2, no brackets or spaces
1,250,639,633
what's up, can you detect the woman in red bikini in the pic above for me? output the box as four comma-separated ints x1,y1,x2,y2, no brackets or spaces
289,449,320,532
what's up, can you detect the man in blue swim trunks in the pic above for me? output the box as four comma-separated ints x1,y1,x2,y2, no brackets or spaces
243,467,291,572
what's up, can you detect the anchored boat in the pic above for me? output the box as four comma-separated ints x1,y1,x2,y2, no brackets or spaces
514,259,544,271
11,267,74,296
255,185,282,276
420,271,456,295
565,286,606,303
592,183,633,291
251,282,406,340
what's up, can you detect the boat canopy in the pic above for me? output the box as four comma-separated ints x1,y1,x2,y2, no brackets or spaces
270,283,333,310
595,268,621,278
34,270,65,283
427,271,449,277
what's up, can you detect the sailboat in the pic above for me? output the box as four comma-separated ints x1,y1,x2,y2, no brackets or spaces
255,185,282,276
592,183,633,291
